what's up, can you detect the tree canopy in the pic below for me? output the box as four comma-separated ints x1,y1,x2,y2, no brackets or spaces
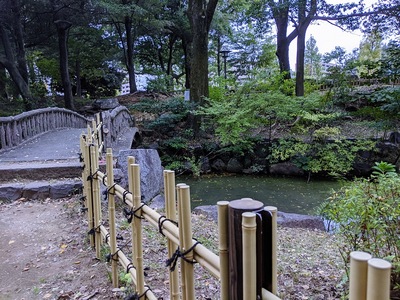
0,0,399,113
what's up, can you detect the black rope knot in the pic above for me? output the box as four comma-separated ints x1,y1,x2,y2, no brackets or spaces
165,241,200,272
158,216,178,236
122,190,132,204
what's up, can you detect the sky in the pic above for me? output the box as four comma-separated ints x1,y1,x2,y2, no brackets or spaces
289,0,378,68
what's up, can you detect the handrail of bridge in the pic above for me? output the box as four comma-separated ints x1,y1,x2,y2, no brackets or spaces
101,105,135,150
0,107,92,151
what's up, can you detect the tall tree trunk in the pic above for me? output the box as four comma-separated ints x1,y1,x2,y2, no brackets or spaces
55,20,74,110
0,63,8,100
11,0,29,85
295,0,317,97
75,59,82,98
125,17,137,93
181,36,192,89
295,30,306,96
275,18,291,79
0,22,33,110
188,0,218,135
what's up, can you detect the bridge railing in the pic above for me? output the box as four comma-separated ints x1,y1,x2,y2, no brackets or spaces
101,106,135,150
0,107,91,151
80,137,392,299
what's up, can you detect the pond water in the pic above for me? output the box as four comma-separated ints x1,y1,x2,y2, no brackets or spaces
177,174,341,215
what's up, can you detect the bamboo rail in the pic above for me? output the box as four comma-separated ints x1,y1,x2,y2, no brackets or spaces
0,107,91,150
80,128,392,299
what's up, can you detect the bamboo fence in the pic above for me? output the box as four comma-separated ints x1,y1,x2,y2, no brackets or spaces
80,121,392,300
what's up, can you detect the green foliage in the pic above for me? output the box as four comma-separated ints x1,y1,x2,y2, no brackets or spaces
130,97,193,134
318,165,400,290
371,87,400,115
269,136,376,178
201,70,333,148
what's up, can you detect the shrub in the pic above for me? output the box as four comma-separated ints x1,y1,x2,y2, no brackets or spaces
318,162,400,294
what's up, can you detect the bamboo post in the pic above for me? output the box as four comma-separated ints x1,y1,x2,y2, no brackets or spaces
179,185,195,300
128,156,137,267
127,156,136,269
218,201,230,300
91,142,102,258
164,170,180,300
242,212,257,300
349,251,372,300
81,135,94,247
106,148,119,287
265,206,277,294
132,164,145,296
366,258,392,300
177,183,187,300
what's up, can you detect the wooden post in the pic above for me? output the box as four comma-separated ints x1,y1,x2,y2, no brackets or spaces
218,201,230,300
179,185,195,300
132,164,145,296
164,170,180,300
366,258,392,300
81,135,94,247
228,198,264,300
265,206,277,294
106,148,119,287
349,251,372,300
242,212,257,300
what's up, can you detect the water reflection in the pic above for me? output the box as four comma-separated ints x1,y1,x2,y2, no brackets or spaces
177,174,340,215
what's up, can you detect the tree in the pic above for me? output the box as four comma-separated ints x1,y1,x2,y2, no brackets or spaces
187,0,219,134
0,0,33,110
379,40,400,84
99,0,166,94
358,30,382,79
187,0,219,102
304,35,321,79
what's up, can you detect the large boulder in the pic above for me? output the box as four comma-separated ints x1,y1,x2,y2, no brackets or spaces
116,149,164,203
92,98,119,111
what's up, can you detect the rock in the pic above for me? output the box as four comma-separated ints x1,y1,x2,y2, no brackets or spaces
389,132,400,144
22,182,50,199
193,205,218,221
277,211,325,231
0,183,24,202
92,98,119,110
269,162,304,176
193,205,325,230
148,194,165,211
226,158,243,173
211,158,226,172
49,180,82,199
116,149,164,203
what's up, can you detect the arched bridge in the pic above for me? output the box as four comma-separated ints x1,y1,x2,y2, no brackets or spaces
0,105,137,182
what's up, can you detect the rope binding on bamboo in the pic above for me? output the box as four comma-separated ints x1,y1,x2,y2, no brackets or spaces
166,240,201,272
123,204,146,223
157,215,178,236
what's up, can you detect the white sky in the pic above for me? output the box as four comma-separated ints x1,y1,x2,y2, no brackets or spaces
289,0,378,68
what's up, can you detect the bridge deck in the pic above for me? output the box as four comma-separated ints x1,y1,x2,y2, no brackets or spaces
0,128,84,163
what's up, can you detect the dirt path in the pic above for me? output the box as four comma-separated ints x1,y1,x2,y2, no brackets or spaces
0,197,120,300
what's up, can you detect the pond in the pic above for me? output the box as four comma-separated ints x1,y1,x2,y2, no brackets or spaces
177,174,341,215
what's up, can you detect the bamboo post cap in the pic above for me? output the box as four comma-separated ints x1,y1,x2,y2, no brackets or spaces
350,251,372,262
242,212,257,227
264,206,277,212
368,258,392,270
229,198,264,210
217,201,230,206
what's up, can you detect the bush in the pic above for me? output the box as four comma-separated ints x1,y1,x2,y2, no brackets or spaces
318,162,400,294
